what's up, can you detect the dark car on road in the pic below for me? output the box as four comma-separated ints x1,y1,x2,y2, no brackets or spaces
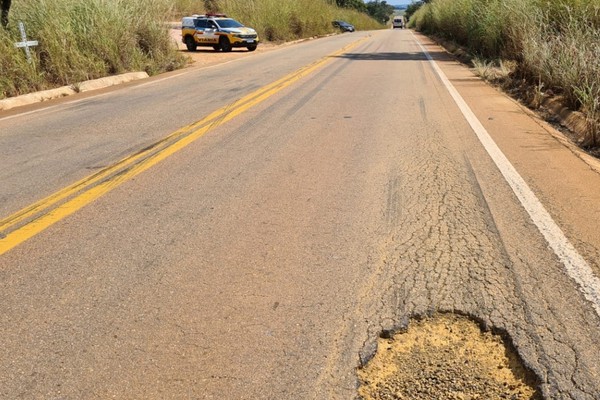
332,20,355,32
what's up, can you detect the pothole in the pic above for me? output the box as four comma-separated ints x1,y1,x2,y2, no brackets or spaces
358,313,541,400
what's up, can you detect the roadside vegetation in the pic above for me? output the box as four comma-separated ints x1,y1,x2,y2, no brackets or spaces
1,0,387,100
176,0,384,41
0,0,187,99
409,0,600,147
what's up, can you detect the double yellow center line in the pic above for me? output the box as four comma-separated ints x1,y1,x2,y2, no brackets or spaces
0,36,369,256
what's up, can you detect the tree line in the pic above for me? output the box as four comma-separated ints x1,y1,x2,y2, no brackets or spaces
1,0,415,29
404,1,430,22
335,0,396,24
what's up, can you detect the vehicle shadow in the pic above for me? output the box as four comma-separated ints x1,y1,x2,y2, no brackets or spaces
333,51,448,62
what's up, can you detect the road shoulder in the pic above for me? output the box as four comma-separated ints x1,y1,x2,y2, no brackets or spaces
414,31,600,277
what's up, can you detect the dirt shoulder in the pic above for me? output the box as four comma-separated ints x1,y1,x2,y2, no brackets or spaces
168,26,310,69
425,34,600,159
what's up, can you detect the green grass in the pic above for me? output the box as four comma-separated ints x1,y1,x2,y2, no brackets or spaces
410,0,600,146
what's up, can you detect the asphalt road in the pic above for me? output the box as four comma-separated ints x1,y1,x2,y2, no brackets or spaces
1,29,600,399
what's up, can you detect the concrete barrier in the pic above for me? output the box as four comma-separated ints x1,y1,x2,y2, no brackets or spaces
0,71,149,111
77,72,149,93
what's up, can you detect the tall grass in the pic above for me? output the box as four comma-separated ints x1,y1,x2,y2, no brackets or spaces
172,0,383,41
411,0,600,146
0,0,186,99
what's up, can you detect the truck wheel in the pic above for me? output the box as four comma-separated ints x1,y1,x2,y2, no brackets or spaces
219,36,232,52
185,36,197,52
247,45,257,52
212,45,221,51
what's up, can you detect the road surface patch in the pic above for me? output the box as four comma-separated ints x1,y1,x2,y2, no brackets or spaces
358,314,540,399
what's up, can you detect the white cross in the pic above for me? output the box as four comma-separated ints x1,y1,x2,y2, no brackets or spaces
14,21,38,62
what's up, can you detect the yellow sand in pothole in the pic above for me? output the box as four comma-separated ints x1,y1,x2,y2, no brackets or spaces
358,314,540,400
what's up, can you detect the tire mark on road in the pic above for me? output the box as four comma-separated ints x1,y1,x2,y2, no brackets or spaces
0,36,371,256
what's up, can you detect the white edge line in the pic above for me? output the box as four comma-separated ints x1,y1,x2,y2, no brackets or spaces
0,70,196,123
131,70,188,89
411,32,600,317
0,90,114,123
0,105,61,122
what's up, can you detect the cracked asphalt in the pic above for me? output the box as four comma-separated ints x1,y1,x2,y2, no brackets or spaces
1,30,600,399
